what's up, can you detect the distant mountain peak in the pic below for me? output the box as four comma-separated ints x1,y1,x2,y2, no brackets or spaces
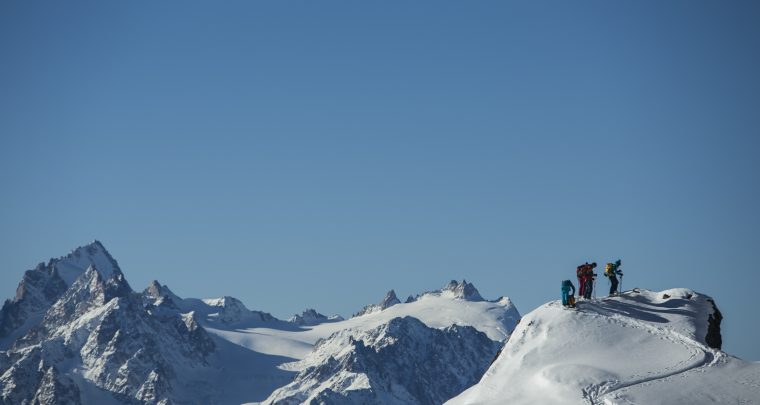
289,309,344,326
353,289,402,318
1,241,126,343
440,279,484,301
142,280,181,304
201,296,275,325
49,240,122,286
402,279,486,304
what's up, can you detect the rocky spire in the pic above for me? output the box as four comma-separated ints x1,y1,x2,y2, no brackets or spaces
441,280,484,301
353,289,402,317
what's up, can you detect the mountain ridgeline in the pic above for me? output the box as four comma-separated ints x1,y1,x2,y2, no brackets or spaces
1,242,751,405
0,242,520,405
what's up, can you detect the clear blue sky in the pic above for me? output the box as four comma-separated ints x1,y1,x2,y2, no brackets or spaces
1,1,758,360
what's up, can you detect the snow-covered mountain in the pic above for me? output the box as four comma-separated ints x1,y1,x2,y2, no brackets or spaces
447,288,760,405
6,242,756,405
1,242,521,405
0,264,216,405
263,316,500,404
208,279,521,364
0,241,120,348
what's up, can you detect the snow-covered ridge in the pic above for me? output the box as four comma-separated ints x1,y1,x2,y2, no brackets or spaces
142,281,277,327
447,288,759,405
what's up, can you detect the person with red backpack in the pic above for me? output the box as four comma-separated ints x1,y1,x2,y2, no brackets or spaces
583,263,597,299
576,262,596,300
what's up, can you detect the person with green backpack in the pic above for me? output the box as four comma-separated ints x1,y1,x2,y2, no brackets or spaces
604,259,623,296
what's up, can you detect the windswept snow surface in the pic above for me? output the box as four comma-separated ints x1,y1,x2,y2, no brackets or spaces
447,288,760,405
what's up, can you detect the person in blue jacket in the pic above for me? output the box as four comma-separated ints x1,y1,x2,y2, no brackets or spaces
561,280,576,307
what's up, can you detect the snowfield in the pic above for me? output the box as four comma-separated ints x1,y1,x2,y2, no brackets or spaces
205,290,520,365
447,288,760,405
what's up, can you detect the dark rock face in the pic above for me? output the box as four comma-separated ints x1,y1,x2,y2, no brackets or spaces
0,263,68,340
705,298,723,350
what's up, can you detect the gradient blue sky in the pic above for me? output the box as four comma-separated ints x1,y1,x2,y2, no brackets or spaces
1,1,759,360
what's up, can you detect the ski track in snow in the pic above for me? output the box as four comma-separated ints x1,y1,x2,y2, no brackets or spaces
573,296,723,405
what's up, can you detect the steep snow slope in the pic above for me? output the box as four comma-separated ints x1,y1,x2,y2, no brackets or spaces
447,288,760,405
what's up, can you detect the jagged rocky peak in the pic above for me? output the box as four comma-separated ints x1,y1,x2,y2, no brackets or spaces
440,279,484,301
2,282,215,404
143,280,170,299
142,280,182,307
0,240,123,342
289,309,344,326
380,289,401,307
50,240,122,286
1,241,220,405
353,289,402,317
14,265,134,348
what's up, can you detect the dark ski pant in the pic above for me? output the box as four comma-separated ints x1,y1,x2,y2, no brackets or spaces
609,275,619,295
584,279,593,299
577,277,585,298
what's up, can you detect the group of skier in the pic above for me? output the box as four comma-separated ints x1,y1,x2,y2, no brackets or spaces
561,260,623,308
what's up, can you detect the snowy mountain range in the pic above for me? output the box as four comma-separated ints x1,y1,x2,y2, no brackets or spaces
1,241,758,404
0,242,519,405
